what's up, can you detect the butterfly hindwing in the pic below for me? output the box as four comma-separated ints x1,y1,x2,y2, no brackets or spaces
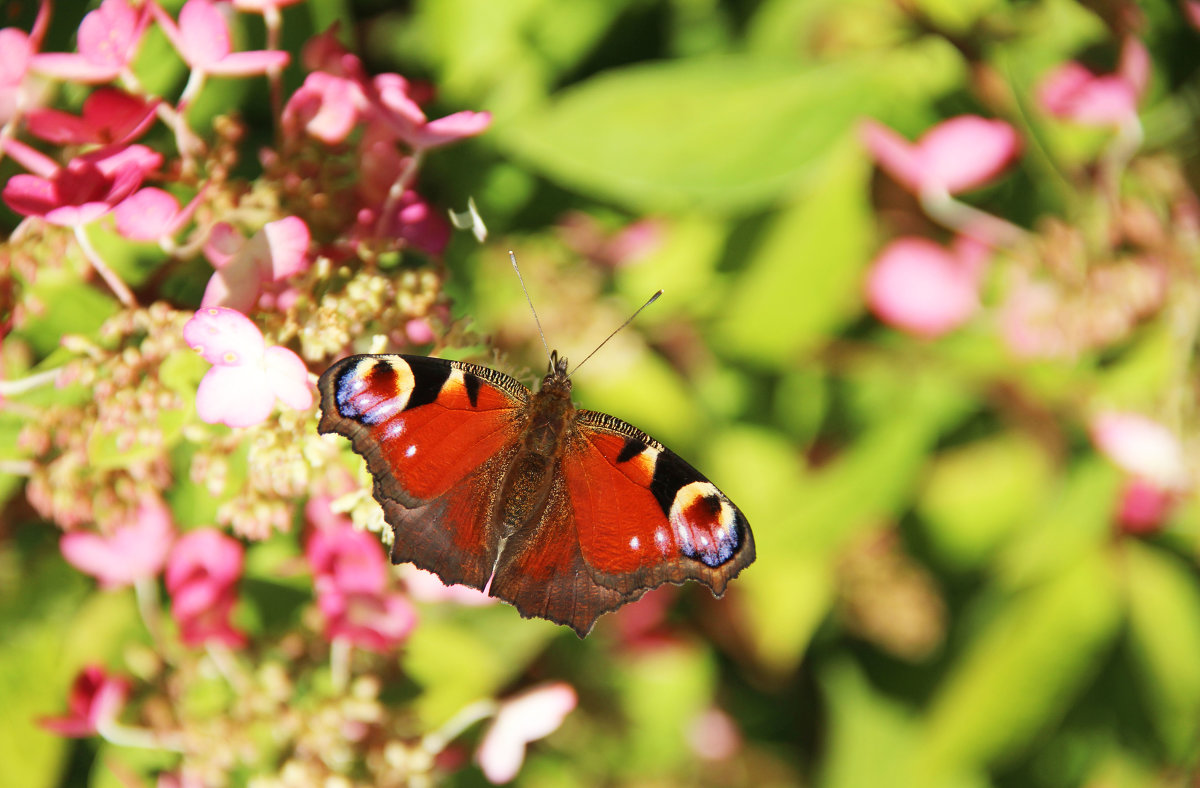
566,410,755,598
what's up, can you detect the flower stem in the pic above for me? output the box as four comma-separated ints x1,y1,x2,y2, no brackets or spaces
72,225,137,308
420,698,497,756
919,186,1028,248
330,637,351,694
0,367,61,396
374,150,425,240
97,720,186,752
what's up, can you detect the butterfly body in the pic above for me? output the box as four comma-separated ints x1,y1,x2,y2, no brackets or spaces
318,351,754,636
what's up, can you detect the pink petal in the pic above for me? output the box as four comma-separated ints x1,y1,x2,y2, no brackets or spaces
196,363,274,427
412,110,492,149
183,306,266,366
402,565,494,606
201,256,262,314
477,683,577,784
859,119,924,192
261,216,311,279
1118,38,1151,97
166,529,244,590
114,187,181,240
3,137,60,177
264,345,313,411
204,222,245,268
283,72,364,144
29,52,122,83
1187,0,1200,30
1090,412,1188,490
917,116,1020,193
1117,477,1173,534
177,0,233,69
78,0,144,69
60,532,121,585
25,108,94,145
206,50,290,77
0,28,32,86
865,237,979,338
2,173,61,218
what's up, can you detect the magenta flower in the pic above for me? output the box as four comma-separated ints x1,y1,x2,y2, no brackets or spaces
113,187,203,242
1116,477,1175,535
306,499,418,652
200,216,311,313
39,665,131,737
366,73,491,152
31,0,149,84
2,140,161,226
183,307,313,428
60,495,175,589
864,236,987,338
151,0,290,78
860,115,1020,195
1090,411,1188,491
165,528,247,648
1038,38,1149,127
26,88,158,146
476,683,577,784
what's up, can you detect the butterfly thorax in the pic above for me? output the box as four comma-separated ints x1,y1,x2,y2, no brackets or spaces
495,354,575,538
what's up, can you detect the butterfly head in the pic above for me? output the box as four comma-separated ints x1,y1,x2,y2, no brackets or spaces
540,350,573,397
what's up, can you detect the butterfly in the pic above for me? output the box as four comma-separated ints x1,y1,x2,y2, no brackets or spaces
317,347,754,637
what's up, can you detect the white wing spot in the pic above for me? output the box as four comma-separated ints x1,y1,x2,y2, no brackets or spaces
654,527,668,553
405,444,417,458
629,535,640,551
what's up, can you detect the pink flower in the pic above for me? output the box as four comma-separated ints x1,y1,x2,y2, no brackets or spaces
200,217,311,313
306,499,418,652
476,683,577,784
1090,411,1188,490
1038,38,1149,127
282,70,366,145
151,0,290,78
60,496,175,589
31,0,149,84
1116,477,1175,535
401,565,494,607
1187,1,1200,30
39,665,130,737
26,88,158,146
860,116,1020,195
0,27,36,124
114,187,203,241
183,307,313,428
1,140,161,226
864,236,987,338
165,528,247,648
366,73,491,152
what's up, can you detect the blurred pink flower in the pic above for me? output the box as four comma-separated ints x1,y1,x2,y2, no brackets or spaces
865,236,987,338
1090,411,1188,491
114,186,203,241
1,140,161,226
1187,1,1200,30
31,0,149,84
685,707,742,762
200,216,311,313
1116,477,1175,535
165,528,247,648
0,27,37,124
367,73,491,152
39,665,130,737
282,70,366,144
183,307,313,428
26,87,158,146
476,683,577,784
860,115,1020,194
1038,38,1149,127
232,0,305,12
60,496,175,589
150,0,290,78
401,565,494,607
306,498,418,651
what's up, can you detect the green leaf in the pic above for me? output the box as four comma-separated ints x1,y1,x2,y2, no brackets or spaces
15,269,118,358
913,550,1123,781
712,139,873,364
496,56,886,212
917,433,1055,570
1125,542,1200,762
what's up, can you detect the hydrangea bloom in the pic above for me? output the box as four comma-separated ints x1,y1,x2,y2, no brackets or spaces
165,528,247,648
183,307,313,428
60,495,175,589
39,665,131,737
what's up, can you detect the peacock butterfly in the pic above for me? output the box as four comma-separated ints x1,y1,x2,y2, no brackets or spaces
317,335,754,637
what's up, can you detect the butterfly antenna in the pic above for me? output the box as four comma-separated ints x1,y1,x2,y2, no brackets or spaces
509,250,553,365
568,289,663,376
